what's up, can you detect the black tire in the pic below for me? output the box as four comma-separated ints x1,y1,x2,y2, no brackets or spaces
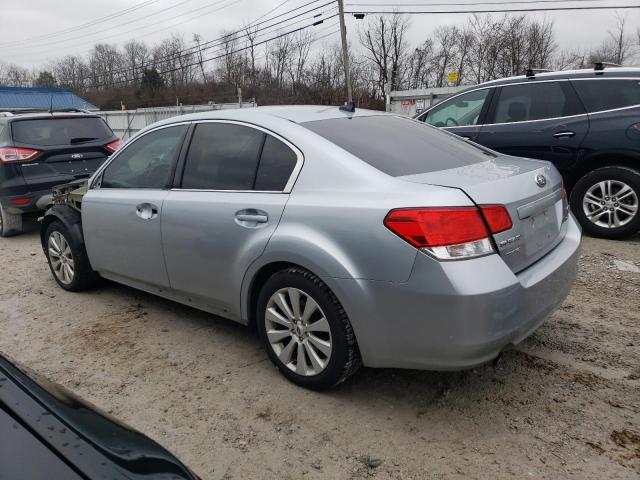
0,204,23,237
256,267,361,390
570,166,640,240
44,220,98,291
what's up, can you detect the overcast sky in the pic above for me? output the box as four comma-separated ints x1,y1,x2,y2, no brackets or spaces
1,0,639,69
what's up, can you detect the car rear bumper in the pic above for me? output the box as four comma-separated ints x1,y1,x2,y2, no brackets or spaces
1,190,53,214
331,214,581,370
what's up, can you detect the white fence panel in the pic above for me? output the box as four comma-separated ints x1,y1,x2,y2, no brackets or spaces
97,102,257,139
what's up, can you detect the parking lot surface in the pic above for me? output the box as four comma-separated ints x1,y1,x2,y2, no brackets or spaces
1,220,638,479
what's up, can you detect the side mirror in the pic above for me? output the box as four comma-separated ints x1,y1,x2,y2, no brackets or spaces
455,101,469,108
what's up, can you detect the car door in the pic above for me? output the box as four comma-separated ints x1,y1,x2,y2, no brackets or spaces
82,123,188,290
475,81,589,172
161,121,302,319
416,87,494,142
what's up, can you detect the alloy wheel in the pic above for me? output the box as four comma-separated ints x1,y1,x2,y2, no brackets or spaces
582,180,638,229
48,231,75,285
264,287,332,376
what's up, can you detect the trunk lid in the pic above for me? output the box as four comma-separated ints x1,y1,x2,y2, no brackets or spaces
399,156,569,273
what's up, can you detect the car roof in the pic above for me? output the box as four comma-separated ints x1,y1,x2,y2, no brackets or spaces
147,105,391,131
475,67,640,88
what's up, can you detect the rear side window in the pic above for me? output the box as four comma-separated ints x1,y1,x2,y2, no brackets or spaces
302,116,492,177
182,123,265,190
255,135,298,191
572,79,640,112
11,117,113,146
101,125,186,189
492,82,583,124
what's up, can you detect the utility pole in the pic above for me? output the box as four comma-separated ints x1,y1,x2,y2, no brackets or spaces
337,0,353,106
238,87,242,108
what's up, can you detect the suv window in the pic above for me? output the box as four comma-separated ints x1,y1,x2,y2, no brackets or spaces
492,81,583,124
101,125,186,189
421,88,490,127
182,123,265,190
572,79,640,112
11,117,113,146
303,115,492,177
255,135,298,191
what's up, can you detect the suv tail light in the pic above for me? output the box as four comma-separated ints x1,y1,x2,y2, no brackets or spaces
384,205,512,260
105,139,123,153
0,147,40,163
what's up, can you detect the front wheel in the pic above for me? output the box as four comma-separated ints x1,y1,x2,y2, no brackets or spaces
256,267,361,389
570,166,640,239
44,221,98,291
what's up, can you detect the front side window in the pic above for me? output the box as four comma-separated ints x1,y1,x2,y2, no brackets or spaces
572,79,640,113
492,82,583,124
101,125,186,189
422,89,491,127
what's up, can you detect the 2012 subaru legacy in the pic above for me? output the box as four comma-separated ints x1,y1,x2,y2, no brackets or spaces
40,106,581,389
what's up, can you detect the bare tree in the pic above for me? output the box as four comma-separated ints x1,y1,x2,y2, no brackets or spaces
359,13,410,99
122,40,150,86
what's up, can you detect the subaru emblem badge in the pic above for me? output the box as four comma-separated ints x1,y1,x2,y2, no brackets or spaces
535,174,547,188
71,153,84,160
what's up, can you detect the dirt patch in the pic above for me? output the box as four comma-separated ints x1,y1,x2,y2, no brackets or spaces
1,222,639,479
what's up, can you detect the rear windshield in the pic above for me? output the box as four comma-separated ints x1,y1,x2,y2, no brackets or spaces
302,115,493,177
11,117,113,146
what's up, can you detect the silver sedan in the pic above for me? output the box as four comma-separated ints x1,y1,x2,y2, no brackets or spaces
41,106,581,389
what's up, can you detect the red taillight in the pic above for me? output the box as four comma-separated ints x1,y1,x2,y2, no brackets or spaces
384,205,512,260
384,207,489,248
105,139,123,153
479,205,512,234
10,197,31,206
0,147,40,163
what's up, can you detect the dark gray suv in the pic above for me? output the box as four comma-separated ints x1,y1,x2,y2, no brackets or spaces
416,66,640,239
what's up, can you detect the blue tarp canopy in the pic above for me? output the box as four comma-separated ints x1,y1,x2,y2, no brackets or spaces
0,87,98,110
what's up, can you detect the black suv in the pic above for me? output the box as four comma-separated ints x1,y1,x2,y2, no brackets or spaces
415,66,640,239
0,109,120,236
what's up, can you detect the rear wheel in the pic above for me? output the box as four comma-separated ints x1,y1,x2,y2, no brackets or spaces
44,221,98,291
570,166,640,239
257,267,361,389
0,204,23,237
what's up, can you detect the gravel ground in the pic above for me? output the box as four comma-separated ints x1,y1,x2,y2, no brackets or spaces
1,218,639,479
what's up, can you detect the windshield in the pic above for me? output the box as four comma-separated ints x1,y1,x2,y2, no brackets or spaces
302,115,494,177
11,117,113,146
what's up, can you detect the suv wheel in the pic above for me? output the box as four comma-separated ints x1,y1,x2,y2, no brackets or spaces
0,204,23,237
256,267,361,389
571,166,640,239
44,221,98,291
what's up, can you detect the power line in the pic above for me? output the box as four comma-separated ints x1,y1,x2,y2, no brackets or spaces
348,0,623,5
4,0,245,61
345,4,640,14
0,0,165,48
82,2,336,85
91,14,339,89
6,0,220,53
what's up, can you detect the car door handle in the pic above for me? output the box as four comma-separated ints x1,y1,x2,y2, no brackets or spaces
236,214,268,222
135,203,159,220
553,131,575,139
235,209,269,226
